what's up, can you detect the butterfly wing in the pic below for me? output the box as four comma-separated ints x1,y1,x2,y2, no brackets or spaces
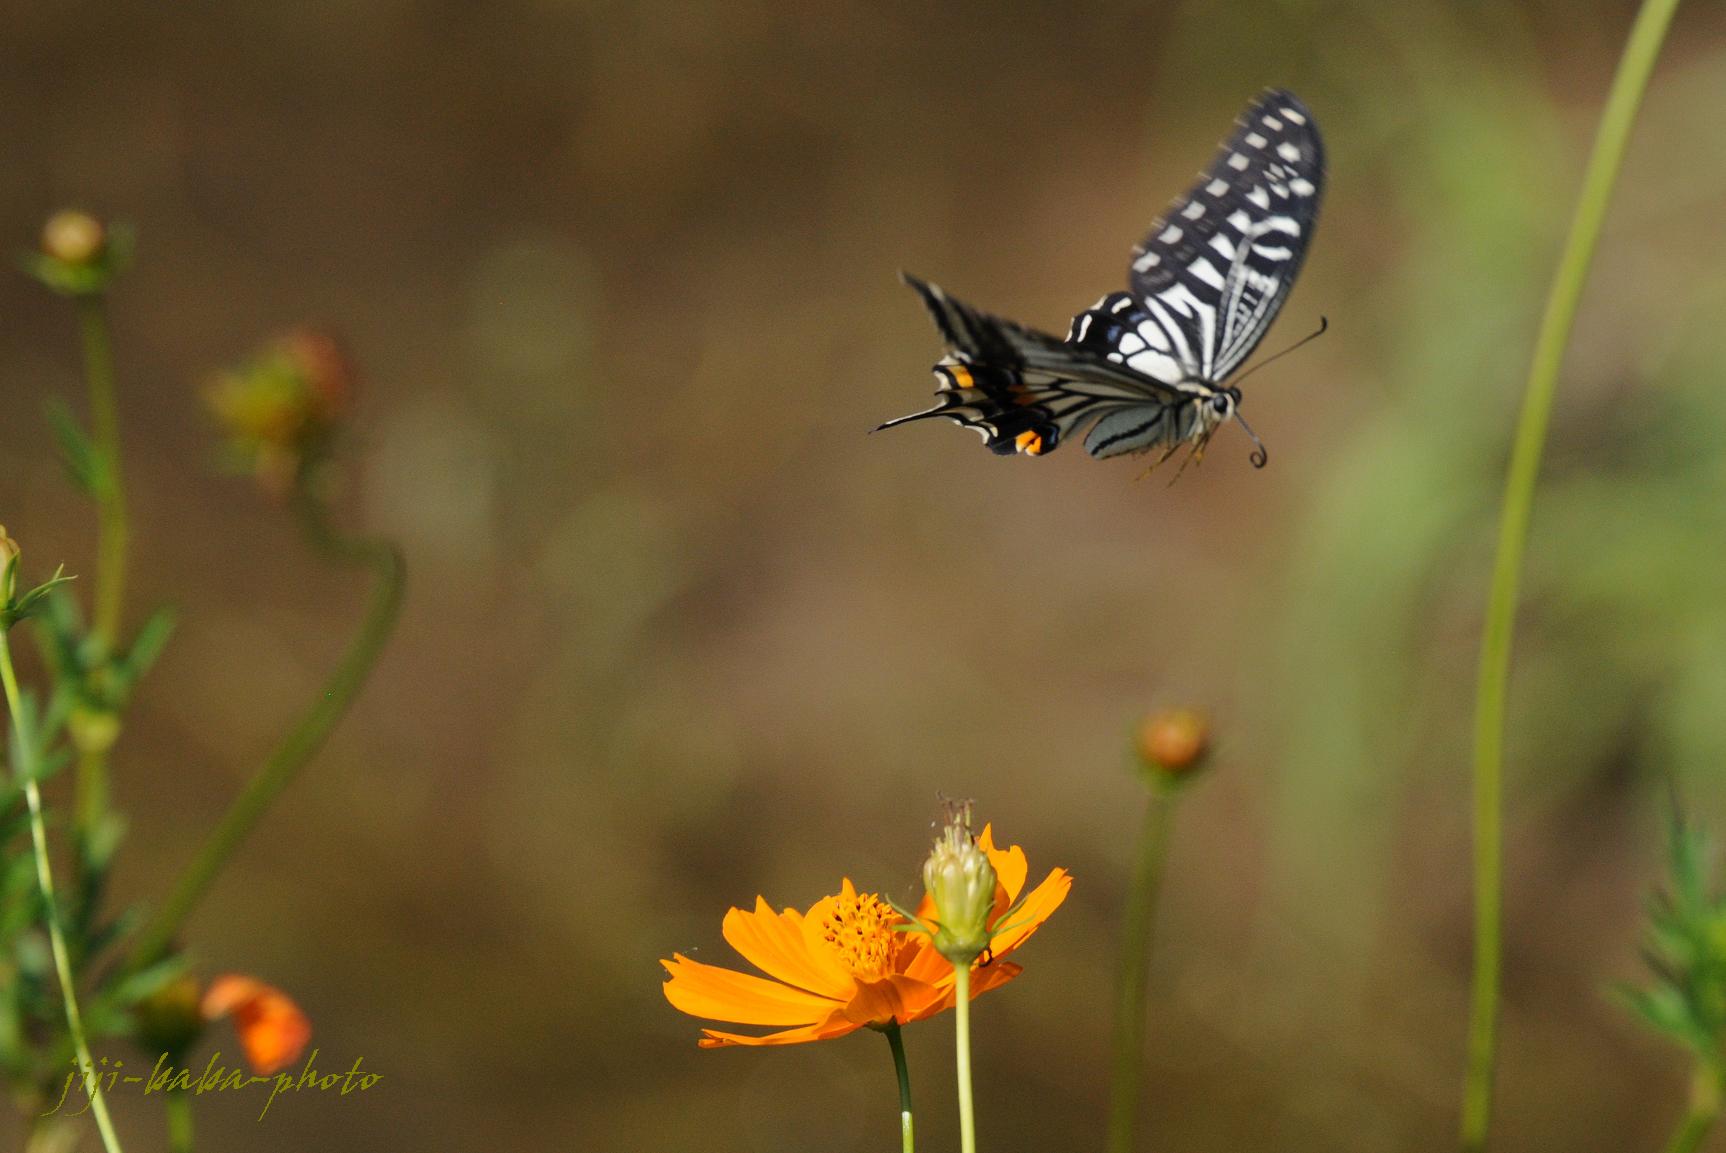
1127,88,1324,382
881,275,1196,457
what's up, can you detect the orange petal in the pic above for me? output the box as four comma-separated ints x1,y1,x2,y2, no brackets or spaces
884,972,944,1020
201,975,311,1076
723,898,851,1000
989,867,1072,960
896,932,952,986
904,961,1024,1022
661,954,838,1026
965,958,1024,1000
698,1008,861,1047
979,824,1029,904
842,977,913,1027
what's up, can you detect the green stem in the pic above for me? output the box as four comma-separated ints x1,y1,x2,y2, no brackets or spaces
165,1089,194,1153
1106,781,1177,1153
1663,1063,1722,1153
884,1022,915,1153
954,964,976,1153
1,626,124,1153
126,493,404,971
78,295,127,648
75,294,127,867
1461,1,1682,1149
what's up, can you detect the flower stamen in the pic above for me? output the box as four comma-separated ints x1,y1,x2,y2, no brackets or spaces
822,891,902,980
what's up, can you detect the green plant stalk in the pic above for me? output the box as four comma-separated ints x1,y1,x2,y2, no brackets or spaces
75,294,127,860
953,964,976,1153
0,628,125,1153
78,295,127,648
1107,780,1177,1153
164,1088,193,1153
127,494,404,970
1460,0,1683,1148
1663,1062,1722,1153
884,1022,915,1153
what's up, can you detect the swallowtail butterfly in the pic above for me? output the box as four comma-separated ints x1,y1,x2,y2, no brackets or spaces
880,89,1324,470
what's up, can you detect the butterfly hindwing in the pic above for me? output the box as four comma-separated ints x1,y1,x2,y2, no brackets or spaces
880,276,1193,457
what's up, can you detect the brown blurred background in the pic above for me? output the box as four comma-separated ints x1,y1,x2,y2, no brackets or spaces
5,1,1726,1150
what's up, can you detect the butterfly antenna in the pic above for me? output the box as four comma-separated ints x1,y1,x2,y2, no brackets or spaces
1229,315,1329,388
1234,411,1269,469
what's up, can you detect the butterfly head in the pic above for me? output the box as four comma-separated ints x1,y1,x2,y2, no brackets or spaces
1193,387,1268,469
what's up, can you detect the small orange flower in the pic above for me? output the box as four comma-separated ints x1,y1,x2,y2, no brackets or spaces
201,975,312,1075
662,826,1070,1047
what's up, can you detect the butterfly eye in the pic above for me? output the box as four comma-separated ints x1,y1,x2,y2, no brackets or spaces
1209,395,1232,415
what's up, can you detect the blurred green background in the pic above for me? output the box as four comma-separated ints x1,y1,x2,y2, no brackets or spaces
4,2,1726,1149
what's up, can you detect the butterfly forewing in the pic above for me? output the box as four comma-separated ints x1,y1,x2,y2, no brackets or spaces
1127,88,1323,382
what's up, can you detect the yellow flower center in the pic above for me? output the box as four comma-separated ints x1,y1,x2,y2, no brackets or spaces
821,891,901,980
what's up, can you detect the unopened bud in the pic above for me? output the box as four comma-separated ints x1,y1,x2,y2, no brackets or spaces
133,974,206,1059
0,525,17,567
69,705,122,755
1135,708,1211,777
922,802,997,965
279,328,354,422
41,210,107,266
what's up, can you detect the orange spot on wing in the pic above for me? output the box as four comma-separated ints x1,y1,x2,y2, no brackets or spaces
1014,431,1045,455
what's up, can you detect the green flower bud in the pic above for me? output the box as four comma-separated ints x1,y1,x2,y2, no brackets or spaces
69,705,122,755
922,804,997,966
133,974,206,1060
41,210,107,266
0,525,18,600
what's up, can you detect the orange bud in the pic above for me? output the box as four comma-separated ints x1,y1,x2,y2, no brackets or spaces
41,210,107,266
1135,708,1211,775
279,328,354,422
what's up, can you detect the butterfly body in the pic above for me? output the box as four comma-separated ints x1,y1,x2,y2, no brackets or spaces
881,89,1323,469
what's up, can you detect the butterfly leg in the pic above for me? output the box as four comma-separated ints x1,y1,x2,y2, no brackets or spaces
1132,440,1187,483
1165,433,1214,488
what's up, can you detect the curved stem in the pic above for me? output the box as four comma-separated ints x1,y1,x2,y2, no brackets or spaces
884,1022,915,1153
1,628,125,1153
953,964,976,1153
1106,781,1177,1153
75,294,127,862
1461,1,1683,1148
127,493,404,970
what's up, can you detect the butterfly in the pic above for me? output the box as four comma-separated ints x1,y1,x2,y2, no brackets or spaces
879,89,1324,471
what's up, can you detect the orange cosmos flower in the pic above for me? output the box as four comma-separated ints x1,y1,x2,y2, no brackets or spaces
201,975,312,1075
662,825,1070,1047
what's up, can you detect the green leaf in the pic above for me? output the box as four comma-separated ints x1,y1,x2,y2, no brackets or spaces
4,566,78,629
43,398,100,495
116,607,176,689
97,952,188,1014
1618,982,1694,1040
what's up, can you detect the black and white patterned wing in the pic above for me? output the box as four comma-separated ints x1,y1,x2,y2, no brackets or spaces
881,275,1193,457
1127,89,1324,383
